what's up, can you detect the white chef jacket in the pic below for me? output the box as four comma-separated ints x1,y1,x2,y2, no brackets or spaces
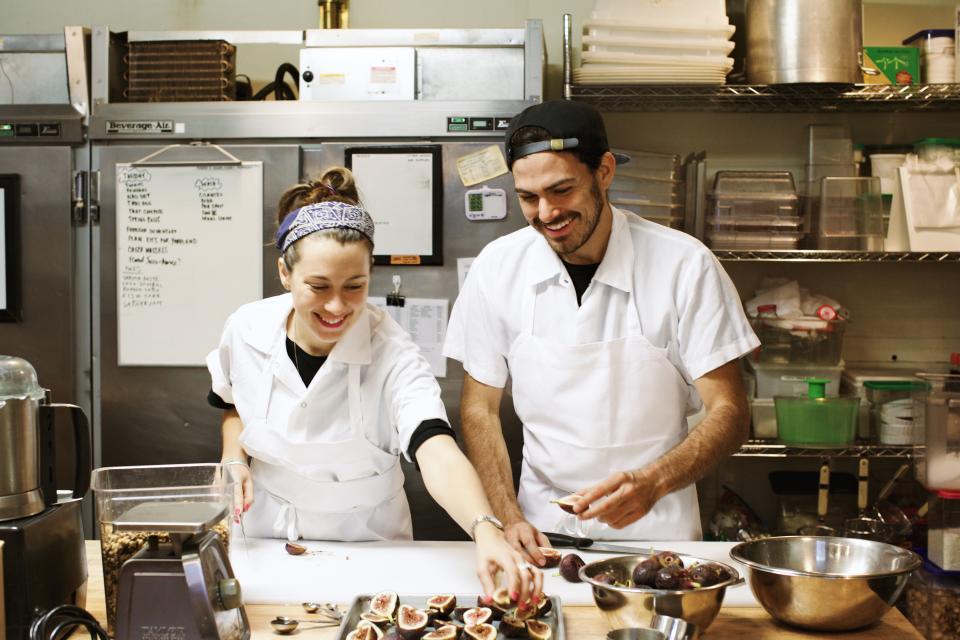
207,295,449,539
444,205,759,417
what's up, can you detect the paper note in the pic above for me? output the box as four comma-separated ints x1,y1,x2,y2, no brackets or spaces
369,296,448,377
456,145,509,187
457,257,475,291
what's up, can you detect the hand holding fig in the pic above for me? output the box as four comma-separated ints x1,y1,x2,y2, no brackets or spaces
503,520,551,567
224,460,254,519
473,526,543,609
576,468,662,529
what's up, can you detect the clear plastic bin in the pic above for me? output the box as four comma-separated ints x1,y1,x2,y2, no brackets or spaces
929,490,960,571
904,566,960,639
815,176,885,250
611,148,681,180
808,124,853,165
751,398,777,439
91,464,236,635
749,360,843,398
752,316,845,365
611,176,684,203
705,229,804,250
865,380,926,445
914,374,960,491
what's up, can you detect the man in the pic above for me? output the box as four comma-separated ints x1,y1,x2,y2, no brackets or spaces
443,100,759,563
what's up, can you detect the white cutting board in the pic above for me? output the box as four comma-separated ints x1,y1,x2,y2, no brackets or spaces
229,538,758,607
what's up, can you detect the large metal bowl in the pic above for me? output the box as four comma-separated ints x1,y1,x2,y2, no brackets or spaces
579,553,744,634
730,536,921,631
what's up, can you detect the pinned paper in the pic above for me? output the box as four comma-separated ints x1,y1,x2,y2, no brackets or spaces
456,145,509,187
370,296,448,377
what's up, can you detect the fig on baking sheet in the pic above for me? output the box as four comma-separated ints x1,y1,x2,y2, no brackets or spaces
513,599,538,621
426,594,456,617
550,494,580,514
463,623,497,640
346,620,385,640
538,547,561,569
397,605,429,640
536,595,553,617
498,614,527,638
360,612,392,627
422,626,458,640
492,587,515,607
526,620,552,640
559,553,585,583
461,607,492,626
369,591,399,619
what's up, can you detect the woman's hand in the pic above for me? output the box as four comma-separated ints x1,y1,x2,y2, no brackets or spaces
474,523,544,608
223,460,254,521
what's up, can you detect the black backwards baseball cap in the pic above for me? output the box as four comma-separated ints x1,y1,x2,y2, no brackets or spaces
504,99,631,169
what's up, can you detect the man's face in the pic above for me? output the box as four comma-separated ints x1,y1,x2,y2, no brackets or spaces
512,151,614,263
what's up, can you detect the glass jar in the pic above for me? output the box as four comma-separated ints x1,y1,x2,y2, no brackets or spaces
930,490,960,571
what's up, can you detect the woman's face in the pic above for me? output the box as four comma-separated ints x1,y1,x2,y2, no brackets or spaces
278,234,371,355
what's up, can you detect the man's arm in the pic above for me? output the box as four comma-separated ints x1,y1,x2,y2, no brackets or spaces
461,373,550,564
577,359,749,528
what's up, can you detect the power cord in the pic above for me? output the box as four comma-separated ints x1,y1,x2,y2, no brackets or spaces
29,605,109,640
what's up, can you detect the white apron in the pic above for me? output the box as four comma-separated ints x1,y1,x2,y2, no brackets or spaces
239,344,411,542
508,280,702,541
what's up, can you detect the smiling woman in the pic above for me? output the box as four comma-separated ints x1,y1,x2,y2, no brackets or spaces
204,166,542,603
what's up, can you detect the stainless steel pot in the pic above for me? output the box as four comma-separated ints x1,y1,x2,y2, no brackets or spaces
746,0,867,84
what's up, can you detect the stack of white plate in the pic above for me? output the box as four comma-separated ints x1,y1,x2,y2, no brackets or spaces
575,0,735,85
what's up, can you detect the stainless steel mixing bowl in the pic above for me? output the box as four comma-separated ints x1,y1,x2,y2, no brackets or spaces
579,553,743,635
730,536,921,631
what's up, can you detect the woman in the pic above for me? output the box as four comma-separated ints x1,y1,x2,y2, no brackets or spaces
207,167,540,599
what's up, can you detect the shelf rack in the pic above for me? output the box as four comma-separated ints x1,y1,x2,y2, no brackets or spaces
713,250,960,263
735,440,916,459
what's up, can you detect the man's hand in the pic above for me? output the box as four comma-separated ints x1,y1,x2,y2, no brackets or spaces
576,469,661,529
504,520,552,567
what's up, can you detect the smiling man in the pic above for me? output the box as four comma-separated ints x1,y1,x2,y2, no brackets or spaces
443,100,760,563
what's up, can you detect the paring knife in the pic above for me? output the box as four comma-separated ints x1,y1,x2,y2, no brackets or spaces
545,532,656,555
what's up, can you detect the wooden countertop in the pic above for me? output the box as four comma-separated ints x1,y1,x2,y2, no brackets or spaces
82,541,922,639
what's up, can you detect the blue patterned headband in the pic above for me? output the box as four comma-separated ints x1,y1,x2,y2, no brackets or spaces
275,201,375,253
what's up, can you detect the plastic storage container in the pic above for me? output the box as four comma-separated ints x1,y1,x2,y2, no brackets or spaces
706,171,803,249
775,378,859,446
915,373,960,491
842,366,923,440
752,316,845,365
815,176,885,250
866,380,926,445
750,360,843,398
90,464,236,634
913,138,960,164
611,149,681,181
904,566,960,639
751,397,777,438
930,490,960,571
903,29,956,84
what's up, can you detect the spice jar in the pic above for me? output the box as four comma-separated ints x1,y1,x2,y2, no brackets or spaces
930,490,960,571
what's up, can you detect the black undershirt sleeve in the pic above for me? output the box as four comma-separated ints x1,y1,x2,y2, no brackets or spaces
406,419,456,468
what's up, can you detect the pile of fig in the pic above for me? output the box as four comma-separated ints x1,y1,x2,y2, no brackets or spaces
346,589,554,640
561,550,732,591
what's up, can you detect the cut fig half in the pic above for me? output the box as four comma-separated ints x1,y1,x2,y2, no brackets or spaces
422,627,458,640
426,594,456,616
346,620,385,640
396,605,429,640
550,494,580,514
464,623,497,640
498,614,527,638
538,547,562,569
360,612,392,627
492,587,515,607
461,607,492,626
526,620,552,640
536,595,553,617
369,590,399,619
284,542,307,555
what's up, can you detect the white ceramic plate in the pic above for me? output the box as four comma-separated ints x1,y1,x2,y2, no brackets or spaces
581,50,734,69
584,19,736,40
583,34,735,57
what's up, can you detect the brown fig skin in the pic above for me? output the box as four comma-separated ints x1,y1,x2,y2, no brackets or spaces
536,595,553,617
347,621,384,640
284,542,307,555
498,615,527,638
632,557,660,587
463,624,497,640
656,551,684,569
551,494,579,514
689,564,721,587
397,605,429,640
559,553,585,583
538,547,562,569
526,620,552,640
360,612,392,628
422,627,457,640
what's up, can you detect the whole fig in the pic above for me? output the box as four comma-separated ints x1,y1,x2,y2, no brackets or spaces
631,557,660,587
559,553,585,583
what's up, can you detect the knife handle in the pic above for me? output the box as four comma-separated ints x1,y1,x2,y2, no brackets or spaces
545,531,594,549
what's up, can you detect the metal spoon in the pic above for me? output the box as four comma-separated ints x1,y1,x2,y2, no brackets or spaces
270,616,338,634
301,602,343,620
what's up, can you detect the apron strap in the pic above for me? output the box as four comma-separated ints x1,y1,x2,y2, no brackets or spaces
347,363,363,436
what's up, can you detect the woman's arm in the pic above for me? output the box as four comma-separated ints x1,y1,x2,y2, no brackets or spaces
221,408,254,514
416,435,542,604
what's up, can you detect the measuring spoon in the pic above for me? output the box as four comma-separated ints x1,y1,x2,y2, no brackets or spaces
270,616,339,634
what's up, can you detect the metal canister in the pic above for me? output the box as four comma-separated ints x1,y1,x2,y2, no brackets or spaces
746,0,866,84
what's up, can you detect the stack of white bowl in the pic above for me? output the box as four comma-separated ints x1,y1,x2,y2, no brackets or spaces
575,0,735,85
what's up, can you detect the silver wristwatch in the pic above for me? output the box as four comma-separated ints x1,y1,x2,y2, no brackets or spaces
469,514,504,540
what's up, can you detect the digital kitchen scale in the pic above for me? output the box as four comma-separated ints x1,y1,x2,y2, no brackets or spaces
113,501,250,640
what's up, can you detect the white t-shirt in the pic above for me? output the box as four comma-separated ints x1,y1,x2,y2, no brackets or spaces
444,207,759,407
207,295,448,464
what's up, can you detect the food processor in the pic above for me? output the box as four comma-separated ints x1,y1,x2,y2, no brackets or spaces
91,464,250,640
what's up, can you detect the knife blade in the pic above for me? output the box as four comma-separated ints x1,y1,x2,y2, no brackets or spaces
545,532,655,555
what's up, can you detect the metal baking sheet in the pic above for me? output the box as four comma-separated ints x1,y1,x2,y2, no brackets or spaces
335,593,565,639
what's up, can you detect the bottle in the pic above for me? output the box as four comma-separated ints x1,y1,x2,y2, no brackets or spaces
946,352,960,392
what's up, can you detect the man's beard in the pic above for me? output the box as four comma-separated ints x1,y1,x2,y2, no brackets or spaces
534,178,605,257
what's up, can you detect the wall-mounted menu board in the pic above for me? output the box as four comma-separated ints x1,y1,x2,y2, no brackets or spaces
116,163,263,365
345,146,442,265
0,175,19,322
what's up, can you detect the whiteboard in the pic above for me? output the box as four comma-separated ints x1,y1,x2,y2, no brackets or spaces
347,148,440,262
116,163,263,365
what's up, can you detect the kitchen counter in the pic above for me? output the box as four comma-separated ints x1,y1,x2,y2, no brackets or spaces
82,540,922,639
